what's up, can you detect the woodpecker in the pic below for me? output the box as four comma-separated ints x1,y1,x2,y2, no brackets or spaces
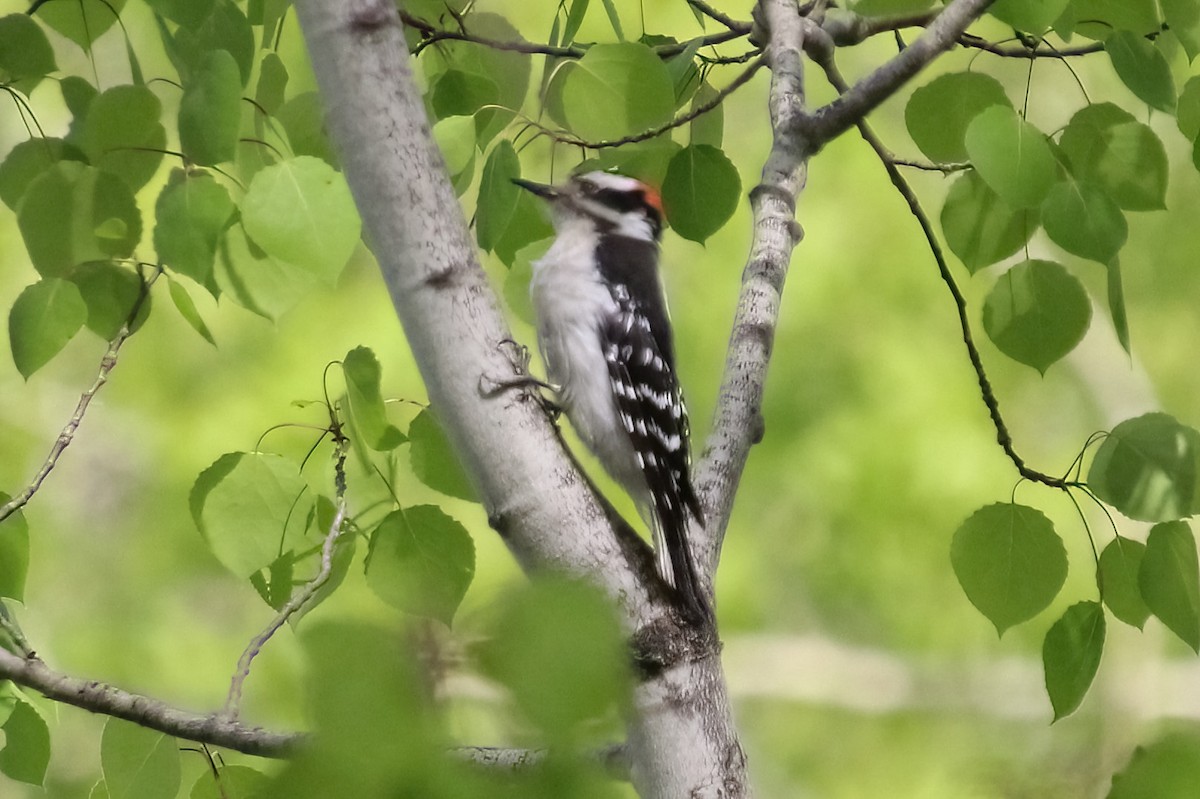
512,171,710,623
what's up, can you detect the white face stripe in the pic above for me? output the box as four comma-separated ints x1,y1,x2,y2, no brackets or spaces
575,171,646,193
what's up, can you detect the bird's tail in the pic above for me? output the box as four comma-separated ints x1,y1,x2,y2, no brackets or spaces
651,492,711,624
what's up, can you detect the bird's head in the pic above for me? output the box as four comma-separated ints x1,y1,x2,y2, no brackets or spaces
513,171,664,241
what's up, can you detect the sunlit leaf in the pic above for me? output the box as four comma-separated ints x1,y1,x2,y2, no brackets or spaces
365,506,475,625
214,223,318,320
563,0,589,44
982,259,1090,374
178,49,242,166
1107,256,1130,353
905,71,1010,163
505,237,553,326
431,115,476,178
409,408,477,501
342,346,405,451
0,701,49,786
1055,0,1160,40
1043,601,1105,721
599,0,624,39
1088,414,1200,522
1140,521,1200,652
34,0,126,52
189,765,268,799
167,279,216,346
1059,104,1168,211
562,43,674,142
940,170,1036,272
190,452,314,577
241,157,362,285
1098,536,1151,628
145,0,215,29
1041,180,1127,264
8,278,87,379
965,105,1057,208
1163,0,1200,62
690,82,724,148
0,137,87,212
101,718,180,799
988,0,1070,31
661,144,740,243
951,503,1068,635
1106,31,1175,112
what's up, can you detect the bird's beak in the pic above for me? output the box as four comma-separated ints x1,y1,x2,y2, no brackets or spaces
511,178,559,199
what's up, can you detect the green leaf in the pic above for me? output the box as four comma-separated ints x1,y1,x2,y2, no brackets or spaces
666,39,702,107
1163,0,1200,62
853,0,936,14
89,780,109,799
0,701,50,786
661,144,741,243
241,157,362,285
1108,731,1200,799
951,503,1068,635
342,346,405,451
214,223,318,320
365,506,475,624
1059,103,1168,211
71,262,149,339
189,765,268,799
1177,76,1200,140
690,82,724,148
1055,0,1160,39
1106,31,1175,112
1098,536,1151,628
562,43,674,142
101,718,181,799
81,84,166,192
167,279,216,346
145,0,216,29
905,72,1011,164
494,188,554,267
479,578,629,738
0,495,29,602
409,408,477,501
276,92,337,166
255,52,288,116
178,49,242,166
965,105,1057,209
988,0,1070,31
154,170,235,290
9,278,87,379
1140,521,1200,652
505,238,553,326
940,170,1036,273
431,115,476,178
432,14,529,144
982,259,1091,374
1088,414,1200,522
599,0,625,39
190,452,314,577
34,0,126,52
563,0,589,45
17,162,142,277
1041,180,1127,264
165,0,254,86
1107,256,1130,353
0,137,87,212
1042,601,1105,721
429,68,499,121
476,140,522,252
0,14,57,82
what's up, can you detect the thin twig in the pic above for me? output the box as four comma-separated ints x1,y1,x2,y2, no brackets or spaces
454,742,630,780
685,0,751,33
0,267,159,524
0,646,302,757
957,32,1103,58
816,49,1065,489
222,436,350,720
0,601,33,658
891,156,971,173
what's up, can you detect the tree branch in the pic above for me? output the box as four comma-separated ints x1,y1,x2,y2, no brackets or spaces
694,0,810,573
0,647,302,758
453,742,630,780
800,0,997,146
0,268,157,524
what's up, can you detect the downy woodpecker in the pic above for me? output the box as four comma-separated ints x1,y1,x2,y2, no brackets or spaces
513,172,710,622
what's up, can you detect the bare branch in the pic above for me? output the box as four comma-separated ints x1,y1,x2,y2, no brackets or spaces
453,742,630,780
822,8,940,46
816,52,1066,490
956,32,1103,58
222,438,351,720
0,647,302,758
694,0,811,573
0,268,158,524
800,0,997,146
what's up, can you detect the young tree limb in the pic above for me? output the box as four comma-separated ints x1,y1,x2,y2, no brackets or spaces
0,647,302,758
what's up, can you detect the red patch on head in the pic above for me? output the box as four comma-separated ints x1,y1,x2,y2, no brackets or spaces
640,184,663,216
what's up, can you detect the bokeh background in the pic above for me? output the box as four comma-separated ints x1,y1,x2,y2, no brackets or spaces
2,0,1200,796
